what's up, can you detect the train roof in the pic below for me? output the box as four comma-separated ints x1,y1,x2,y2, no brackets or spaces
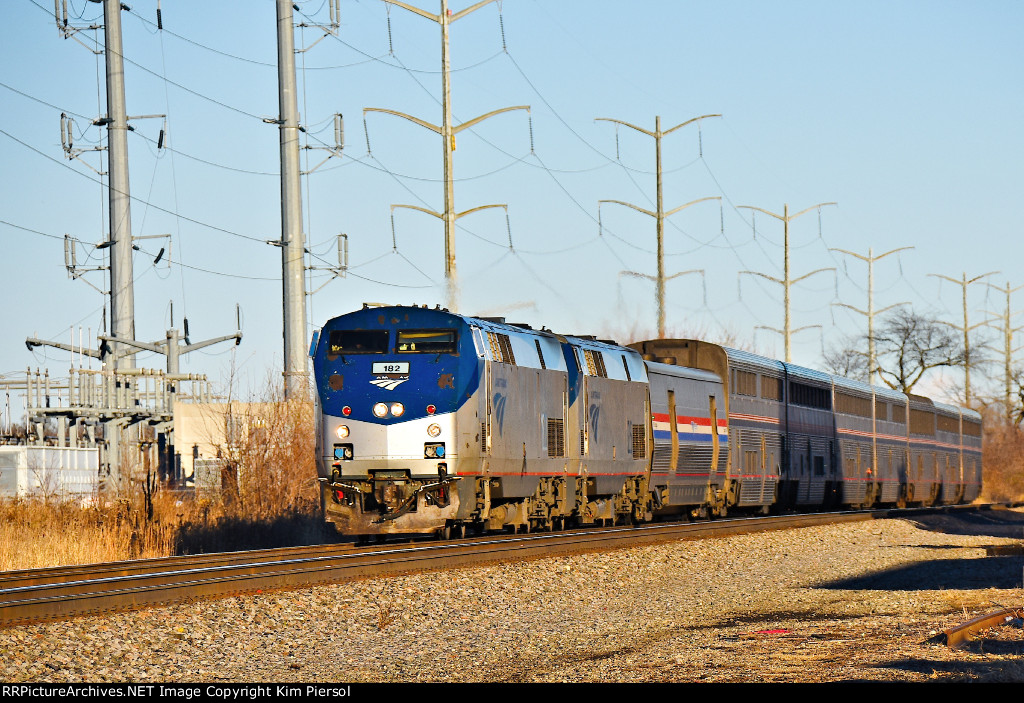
872,384,909,404
326,305,650,379
644,361,723,385
933,400,965,418
783,361,833,386
830,373,875,397
721,346,786,375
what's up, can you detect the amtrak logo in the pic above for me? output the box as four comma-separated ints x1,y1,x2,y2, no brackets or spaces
370,377,407,391
588,404,600,444
493,393,507,435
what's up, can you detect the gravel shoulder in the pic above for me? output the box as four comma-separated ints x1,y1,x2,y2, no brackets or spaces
2,509,1023,683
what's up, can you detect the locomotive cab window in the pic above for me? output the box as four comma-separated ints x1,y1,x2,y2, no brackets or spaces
397,329,458,354
328,329,389,355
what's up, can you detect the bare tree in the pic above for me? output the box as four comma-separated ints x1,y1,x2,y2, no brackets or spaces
821,333,869,382
872,308,965,394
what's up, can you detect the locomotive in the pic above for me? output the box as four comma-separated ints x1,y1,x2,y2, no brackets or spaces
310,304,982,538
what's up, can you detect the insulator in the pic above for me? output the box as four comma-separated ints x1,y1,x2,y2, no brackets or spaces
505,209,513,250
60,113,68,152
156,0,163,30
337,233,348,271
528,114,534,154
334,113,344,151
157,128,165,150
698,125,703,157
387,14,394,55
363,116,372,155
499,13,507,52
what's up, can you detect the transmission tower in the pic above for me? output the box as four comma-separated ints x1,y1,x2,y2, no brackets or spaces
929,271,998,405
738,202,836,363
595,114,720,338
984,281,1024,419
364,0,529,312
26,1,241,491
830,246,913,384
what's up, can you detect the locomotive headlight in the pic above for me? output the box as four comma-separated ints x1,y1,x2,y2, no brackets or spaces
427,423,442,438
372,403,388,418
390,403,405,417
335,425,350,439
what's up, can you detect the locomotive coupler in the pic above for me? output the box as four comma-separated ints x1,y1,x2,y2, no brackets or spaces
373,474,463,523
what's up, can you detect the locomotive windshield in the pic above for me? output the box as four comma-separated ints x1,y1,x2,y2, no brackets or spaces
328,329,389,355
396,329,458,354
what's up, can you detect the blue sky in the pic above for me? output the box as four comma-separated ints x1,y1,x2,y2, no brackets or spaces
2,0,1022,408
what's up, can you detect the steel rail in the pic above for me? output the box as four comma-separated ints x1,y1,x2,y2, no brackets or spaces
0,504,992,628
943,607,1021,649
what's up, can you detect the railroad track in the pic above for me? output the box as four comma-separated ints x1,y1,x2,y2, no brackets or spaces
0,504,990,628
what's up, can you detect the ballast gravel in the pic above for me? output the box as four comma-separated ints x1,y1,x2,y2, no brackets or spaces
2,512,1023,683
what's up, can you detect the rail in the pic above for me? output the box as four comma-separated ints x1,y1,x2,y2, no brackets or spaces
0,504,993,628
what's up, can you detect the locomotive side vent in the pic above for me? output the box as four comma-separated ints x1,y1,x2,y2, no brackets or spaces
481,422,487,453
486,331,516,365
547,418,565,457
583,349,608,378
535,339,547,369
632,424,646,458
580,429,586,456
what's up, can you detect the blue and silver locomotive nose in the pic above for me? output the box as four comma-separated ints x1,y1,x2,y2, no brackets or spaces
312,307,479,534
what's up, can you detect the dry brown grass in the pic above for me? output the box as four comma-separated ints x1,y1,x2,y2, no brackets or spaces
0,384,328,571
0,495,181,571
214,392,319,519
980,411,1024,503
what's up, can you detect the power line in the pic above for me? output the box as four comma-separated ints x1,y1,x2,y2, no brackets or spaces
0,127,270,245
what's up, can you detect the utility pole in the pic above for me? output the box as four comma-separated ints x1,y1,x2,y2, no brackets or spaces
101,0,136,369
275,0,308,400
984,281,1024,420
830,246,913,384
738,203,836,363
928,271,997,405
365,0,528,312
28,1,240,491
595,114,720,338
